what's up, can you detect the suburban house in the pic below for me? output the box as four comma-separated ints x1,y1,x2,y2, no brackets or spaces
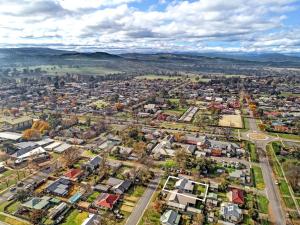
93,193,120,210
83,156,102,173
22,196,51,210
220,202,243,224
175,178,194,193
106,177,132,194
1,116,33,131
160,209,181,225
64,168,83,181
227,188,244,205
166,190,202,214
46,178,72,197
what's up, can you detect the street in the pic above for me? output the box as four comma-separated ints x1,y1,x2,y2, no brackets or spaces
243,116,286,225
125,174,161,225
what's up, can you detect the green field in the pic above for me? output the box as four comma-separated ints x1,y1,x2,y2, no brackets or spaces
87,192,100,203
19,65,119,76
257,195,269,214
283,197,296,209
279,180,291,197
268,132,300,141
266,144,284,178
62,209,89,225
252,166,265,190
247,142,258,162
0,213,30,225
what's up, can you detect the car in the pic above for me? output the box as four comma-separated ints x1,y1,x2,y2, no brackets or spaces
275,180,279,185
7,195,15,201
17,181,24,187
24,184,33,190
9,187,17,192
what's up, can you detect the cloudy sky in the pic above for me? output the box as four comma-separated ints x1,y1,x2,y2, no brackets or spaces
0,0,300,53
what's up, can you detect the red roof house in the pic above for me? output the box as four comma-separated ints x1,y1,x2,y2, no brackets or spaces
64,168,82,181
94,193,120,209
229,188,244,205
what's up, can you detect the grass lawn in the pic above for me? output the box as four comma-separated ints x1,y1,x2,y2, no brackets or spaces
0,201,11,212
256,195,269,214
136,75,182,80
242,116,249,131
163,109,184,117
247,142,258,162
268,132,300,141
0,170,29,191
87,192,100,203
279,180,291,197
0,213,30,225
138,206,161,225
242,215,255,225
252,166,265,190
266,145,284,178
283,197,296,210
130,186,146,198
62,209,89,225
6,201,21,214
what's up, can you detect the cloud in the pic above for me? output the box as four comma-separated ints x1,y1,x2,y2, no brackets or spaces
0,0,299,52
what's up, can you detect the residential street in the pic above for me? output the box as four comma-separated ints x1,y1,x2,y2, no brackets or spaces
125,174,161,225
242,116,286,225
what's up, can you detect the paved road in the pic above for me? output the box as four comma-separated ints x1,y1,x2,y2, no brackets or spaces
243,116,286,225
125,174,161,225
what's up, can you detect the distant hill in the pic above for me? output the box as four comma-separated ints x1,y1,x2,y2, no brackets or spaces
184,52,300,63
0,47,300,76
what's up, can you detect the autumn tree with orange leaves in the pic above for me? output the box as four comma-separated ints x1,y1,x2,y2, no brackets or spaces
22,129,41,141
115,102,124,111
32,120,50,134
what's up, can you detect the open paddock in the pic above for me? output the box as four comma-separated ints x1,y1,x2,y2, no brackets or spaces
219,114,243,128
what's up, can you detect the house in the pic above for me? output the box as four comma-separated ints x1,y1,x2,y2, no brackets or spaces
84,156,102,172
106,177,132,194
54,143,72,153
0,132,22,141
48,202,69,220
46,178,72,197
82,214,101,225
0,163,6,173
160,210,181,225
227,188,244,205
175,178,194,193
229,169,251,184
220,202,243,224
166,190,201,214
206,193,218,207
94,193,120,210
1,116,33,131
64,168,83,181
22,196,51,210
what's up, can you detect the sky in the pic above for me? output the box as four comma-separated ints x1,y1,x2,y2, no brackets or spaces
0,0,300,53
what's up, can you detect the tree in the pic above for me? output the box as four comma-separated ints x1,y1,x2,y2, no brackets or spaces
133,141,147,159
16,189,28,202
115,102,124,111
135,166,153,185
31,210,47,225
153,200,163,212
62,147,80,167
175,148,189,169
192,213,204,225
174,132,183,142
32,120,50,134
22,128,41,141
